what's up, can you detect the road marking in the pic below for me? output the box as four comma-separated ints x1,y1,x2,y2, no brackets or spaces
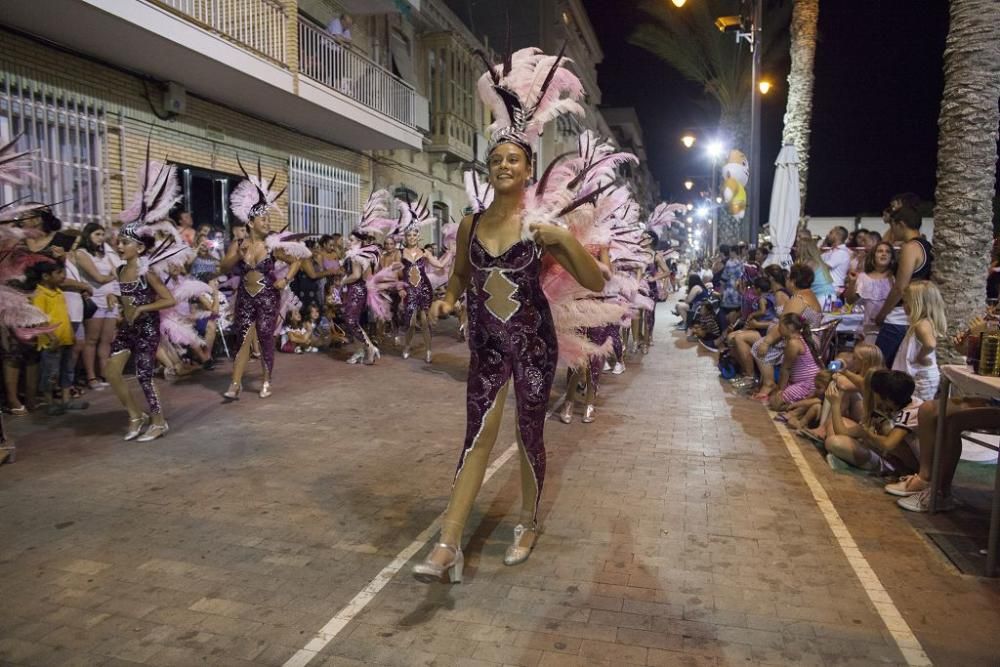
772,419,932,667
283,394,567,667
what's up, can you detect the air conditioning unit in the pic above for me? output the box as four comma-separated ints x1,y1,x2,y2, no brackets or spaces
163,82,186,115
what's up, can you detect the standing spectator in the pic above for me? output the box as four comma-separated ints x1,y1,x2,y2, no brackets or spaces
892,281,946,401
175,210,196,247
821,226,852,292
873,206,933,366
30,262,88,415
327,13,353,42
844,241,895,343
190,240,221,281
75,223,122,389
719,245,744,319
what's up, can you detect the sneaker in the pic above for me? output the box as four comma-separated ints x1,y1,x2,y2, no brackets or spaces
603,360,612,372
884,475,928,497
826,453,852,472
295,346,304,354
897,488,957,513
612,362,625,375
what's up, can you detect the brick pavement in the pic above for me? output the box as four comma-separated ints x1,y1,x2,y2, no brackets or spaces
0,303,997,666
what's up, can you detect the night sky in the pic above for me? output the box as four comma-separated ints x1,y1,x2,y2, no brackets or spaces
582,0,951,217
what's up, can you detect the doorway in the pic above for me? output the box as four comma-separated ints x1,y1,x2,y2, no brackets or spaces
175,164,243,235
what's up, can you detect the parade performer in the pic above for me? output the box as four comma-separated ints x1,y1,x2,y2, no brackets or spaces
104,156,187,442
413,45,605,583
398,197,451,363
220,159,306,399
639,230,669,353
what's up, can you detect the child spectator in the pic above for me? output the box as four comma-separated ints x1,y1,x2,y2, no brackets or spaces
279,309,311,354
30,262,88,415
769,312,822,411
689,298,722,351
892,280,945,400
824,369,921,475
780,370,833,430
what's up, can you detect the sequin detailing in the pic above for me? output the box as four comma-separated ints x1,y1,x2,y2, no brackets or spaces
111,273,162,415
400,255,433,324
233,255,280,376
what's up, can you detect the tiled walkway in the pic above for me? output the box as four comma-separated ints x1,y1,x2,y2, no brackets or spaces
0,302,997,666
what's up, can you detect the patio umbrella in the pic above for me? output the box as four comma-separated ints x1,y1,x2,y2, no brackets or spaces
763,144,800,268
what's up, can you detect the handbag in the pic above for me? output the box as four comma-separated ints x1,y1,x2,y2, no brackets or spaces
82,297,99,320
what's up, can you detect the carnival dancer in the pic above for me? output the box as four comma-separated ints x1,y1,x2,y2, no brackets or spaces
398,197,451,363
220,159,306,399
413,45,606,583
104,155,187,442
639,230,669,353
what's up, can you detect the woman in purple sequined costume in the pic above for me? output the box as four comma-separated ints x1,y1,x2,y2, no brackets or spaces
339,231,380,365
105,224,177,442
639,231,668,354
221,162,299,399
400,227,450,363
412,141,606,583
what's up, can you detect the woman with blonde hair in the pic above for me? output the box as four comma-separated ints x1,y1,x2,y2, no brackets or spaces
892,280,946,400
795,230,835,303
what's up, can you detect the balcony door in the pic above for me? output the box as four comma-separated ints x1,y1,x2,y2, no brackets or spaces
175,164,242,234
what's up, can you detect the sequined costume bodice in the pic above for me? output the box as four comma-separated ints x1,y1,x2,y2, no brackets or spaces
118,274,157,307
467,227,551,330
401,254,429,288
237,254,277,297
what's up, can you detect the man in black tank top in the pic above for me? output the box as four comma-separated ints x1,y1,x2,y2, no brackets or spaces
873,206,933,365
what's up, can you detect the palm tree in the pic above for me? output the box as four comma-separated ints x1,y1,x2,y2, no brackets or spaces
933,0,1000,361
631,0,752,150
781,0,819,214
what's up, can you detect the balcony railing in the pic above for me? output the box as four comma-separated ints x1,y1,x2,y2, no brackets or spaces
157,0,288,64
298,20,416,129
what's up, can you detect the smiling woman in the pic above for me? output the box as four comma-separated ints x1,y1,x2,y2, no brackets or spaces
411,45,607,584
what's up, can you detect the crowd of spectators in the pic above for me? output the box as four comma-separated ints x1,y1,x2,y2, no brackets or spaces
672,192,996,515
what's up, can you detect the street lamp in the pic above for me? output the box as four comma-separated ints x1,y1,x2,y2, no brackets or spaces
706,141,725,160
683,179,694,190
758,80,773,95
671,0,686,7
680,133,696,149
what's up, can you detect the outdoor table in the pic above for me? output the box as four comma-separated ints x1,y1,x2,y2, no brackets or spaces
821,312,864,333
931,364,1000,576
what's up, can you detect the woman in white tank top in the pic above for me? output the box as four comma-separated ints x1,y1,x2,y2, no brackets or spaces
75,224,122,389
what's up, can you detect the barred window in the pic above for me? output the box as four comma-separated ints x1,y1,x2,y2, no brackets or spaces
0,69,109,227
288,156,360,236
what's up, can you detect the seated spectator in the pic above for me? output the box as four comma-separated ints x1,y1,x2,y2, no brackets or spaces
844,241,895,343
728,267,789,384
805,343,885,441
780,370,834,430
768,312,822,411
674,273,705,329
689,299,722,351
795,231,836,304
824,369,921,475
279,309,312,354
892,280,945,401
191,240,221,281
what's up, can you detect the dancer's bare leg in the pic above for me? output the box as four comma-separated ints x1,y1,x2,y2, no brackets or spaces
231,324,256,386
105,350,141,419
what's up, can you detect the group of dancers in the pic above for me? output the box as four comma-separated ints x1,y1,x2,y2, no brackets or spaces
0,43,679,577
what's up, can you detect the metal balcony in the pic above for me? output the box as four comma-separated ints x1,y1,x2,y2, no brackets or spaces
298,20,417,130
157,0,288,63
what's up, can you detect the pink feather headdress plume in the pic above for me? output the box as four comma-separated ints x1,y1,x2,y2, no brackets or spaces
365,262,403,322
477,45,585,157
354,189,399,239
0,134,35,187
568,131,638,192
646,202,685,236
463,170,493,214
230,155,286,223
265,231,311,260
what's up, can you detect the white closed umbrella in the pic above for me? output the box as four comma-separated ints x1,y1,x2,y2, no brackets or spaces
763,144,800,268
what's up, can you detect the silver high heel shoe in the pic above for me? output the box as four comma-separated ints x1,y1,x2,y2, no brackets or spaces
401,345,411,360
124,413,149,441
582,404,596,423
558,400,574,424
259,380,272,399
503,523,539,566
364,345,381,365
346,349,364,364
412,543,464,583
425,349,432,363
222,382,242,400
137,422,169,442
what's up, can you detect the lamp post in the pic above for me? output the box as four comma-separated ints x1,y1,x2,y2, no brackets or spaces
748,0,763,246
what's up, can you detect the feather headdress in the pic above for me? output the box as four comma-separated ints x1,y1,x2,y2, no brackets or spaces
477,45,585,158
463,170,493,214
230,155,285,223
0,134,35,187
396,195,436,236
646,202,685,235
354,189,399,239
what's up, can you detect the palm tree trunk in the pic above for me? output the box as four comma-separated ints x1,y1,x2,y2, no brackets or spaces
933,0,1000,362
781,0,819,215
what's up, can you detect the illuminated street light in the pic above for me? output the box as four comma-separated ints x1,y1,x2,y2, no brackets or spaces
680,133,696,149
672,0,686,7
715,196,723,204
686,203,694,211
696,206,708,218
686,216,693,223
683,179,694,190
759,80,773,95
707,141,725,160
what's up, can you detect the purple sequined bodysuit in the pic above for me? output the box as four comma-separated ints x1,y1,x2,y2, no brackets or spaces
340,258,368,343
645,260,659,333
233,254,280,376
457,214,558,523
110,271,162,414
400,253,433,324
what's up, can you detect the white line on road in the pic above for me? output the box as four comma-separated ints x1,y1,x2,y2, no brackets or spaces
773,419,932,667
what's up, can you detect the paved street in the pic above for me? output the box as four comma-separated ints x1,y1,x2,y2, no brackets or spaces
0,302,998,667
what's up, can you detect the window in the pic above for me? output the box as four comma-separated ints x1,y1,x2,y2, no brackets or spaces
288,156,360,236
0,70,110,227
431,201,449,245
